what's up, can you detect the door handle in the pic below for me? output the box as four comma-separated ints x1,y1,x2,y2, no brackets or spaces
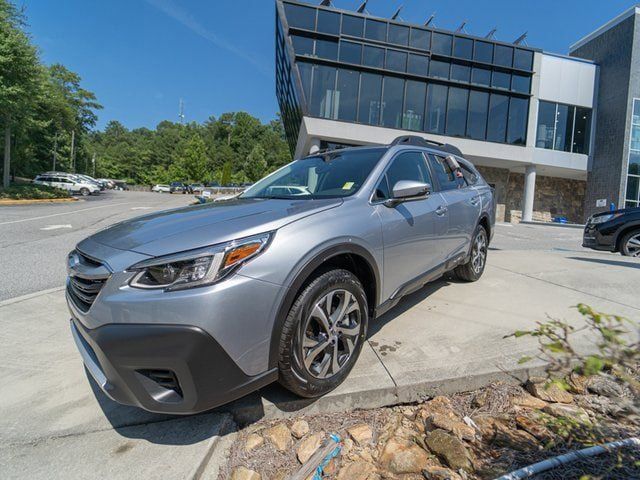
435,205,448,216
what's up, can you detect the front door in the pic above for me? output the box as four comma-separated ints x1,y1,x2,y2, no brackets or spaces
374,151,448,300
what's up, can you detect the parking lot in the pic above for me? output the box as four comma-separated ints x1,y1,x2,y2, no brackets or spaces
1,197,639,479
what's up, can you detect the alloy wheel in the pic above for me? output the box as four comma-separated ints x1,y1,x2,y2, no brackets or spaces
299,289,362,379
471,229,488,274
626,233,640,257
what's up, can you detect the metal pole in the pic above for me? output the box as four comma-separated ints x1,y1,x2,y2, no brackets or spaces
53,134,58,171
3,116,10,189
92,153,96,176
69,130,76,173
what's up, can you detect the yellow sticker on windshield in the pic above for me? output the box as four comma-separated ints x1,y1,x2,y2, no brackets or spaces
343,182,354,190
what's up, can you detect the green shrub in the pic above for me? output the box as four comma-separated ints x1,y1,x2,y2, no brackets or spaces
0,184,71,200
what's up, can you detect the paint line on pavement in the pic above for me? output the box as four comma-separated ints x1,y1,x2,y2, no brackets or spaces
131,207,153,210
40,224,73,231
0,203,130,226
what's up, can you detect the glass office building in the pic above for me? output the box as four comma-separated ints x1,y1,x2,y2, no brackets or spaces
276,1,639,223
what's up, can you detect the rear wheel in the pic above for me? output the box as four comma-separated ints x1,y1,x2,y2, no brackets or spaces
620,229,640,257
454,224,488,282
80,187,90,197
278,269,368,398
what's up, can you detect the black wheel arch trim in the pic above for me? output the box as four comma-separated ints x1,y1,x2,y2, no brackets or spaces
268,243,381,369
614,221,640,250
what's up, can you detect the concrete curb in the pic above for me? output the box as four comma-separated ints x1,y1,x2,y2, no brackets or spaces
0,198,78,206
188,413,236,480
0,286,65,307
520,220,585,229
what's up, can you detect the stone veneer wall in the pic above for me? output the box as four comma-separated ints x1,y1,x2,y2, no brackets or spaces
476,166,586,224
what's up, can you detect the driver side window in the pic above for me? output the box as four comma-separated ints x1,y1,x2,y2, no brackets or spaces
374,151,432,200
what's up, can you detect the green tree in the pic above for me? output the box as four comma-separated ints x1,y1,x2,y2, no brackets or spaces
220,161,233,186
179,134,209,183
245,144,267,182
0,0,42,187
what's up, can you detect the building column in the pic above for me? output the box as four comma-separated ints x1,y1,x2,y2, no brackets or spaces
308,138,321,155
522,165,537,222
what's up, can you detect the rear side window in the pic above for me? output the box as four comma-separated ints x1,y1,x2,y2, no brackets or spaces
460,164,478,185
374,151,432,200
430,155,462,191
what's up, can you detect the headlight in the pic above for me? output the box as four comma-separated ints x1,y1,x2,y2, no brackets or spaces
128,232,272,291
590,213,623,224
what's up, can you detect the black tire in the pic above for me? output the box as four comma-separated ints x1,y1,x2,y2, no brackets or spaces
619,229,640,257
454,224,488,282
80,188,90,197
278,269,368,398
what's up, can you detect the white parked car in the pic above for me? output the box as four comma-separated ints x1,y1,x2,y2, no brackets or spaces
33,173,101,196
152,184,171,193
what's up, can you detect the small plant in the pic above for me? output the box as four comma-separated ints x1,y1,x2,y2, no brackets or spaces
0,184,71,200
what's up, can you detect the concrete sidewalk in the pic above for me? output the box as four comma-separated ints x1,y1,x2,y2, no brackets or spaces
1,237,639,478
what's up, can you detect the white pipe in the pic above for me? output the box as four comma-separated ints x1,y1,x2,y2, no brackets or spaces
494,437,640,480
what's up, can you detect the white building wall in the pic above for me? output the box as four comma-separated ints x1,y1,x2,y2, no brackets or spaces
537,53,597,108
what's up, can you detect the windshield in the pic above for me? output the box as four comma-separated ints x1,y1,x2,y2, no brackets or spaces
241,148,386,200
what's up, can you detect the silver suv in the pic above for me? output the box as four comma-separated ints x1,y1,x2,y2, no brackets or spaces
66,136,495,414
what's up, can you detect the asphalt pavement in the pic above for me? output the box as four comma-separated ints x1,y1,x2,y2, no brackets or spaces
0,191,194,301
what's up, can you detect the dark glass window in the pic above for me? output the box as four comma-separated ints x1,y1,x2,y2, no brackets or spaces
474,41,494,63
511,74,531,93
410,28,430,50
487,94,509,142
450,64,471,83
316,39,338,60
292,35,314,56
430,155,459,191
317,10,340,35
388,24,409,45
386,50,407,72
373,175,390,201
336,69,359,122
507,97,528,145
403,80,426,130
429,60,450,79
425,84,448,134
492,71,511,90
494,45,513,67
310,66,337,119
554,104,575,152
573,107,592,154
514,49,534,71
381,76,405,128
342,15,364,37
363,45,385,68
627,176,640,203
629,152,640,175
467,90,489,140
284,3,316,30
446,87,468,137
358,73,382,125
407,54,429,76
432,33,453,56
340,41,362,64
471,67,491,86
453,37,473,59
387,152,432,191
365,19,387,41
298,62,313,102
536,101,556,149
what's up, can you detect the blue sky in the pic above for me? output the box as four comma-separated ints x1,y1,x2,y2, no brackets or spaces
24,0,639,130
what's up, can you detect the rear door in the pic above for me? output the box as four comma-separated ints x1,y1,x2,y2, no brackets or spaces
374,151,448,300
428,154,481,260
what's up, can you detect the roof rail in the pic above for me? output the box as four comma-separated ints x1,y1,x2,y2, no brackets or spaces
390,135,464,157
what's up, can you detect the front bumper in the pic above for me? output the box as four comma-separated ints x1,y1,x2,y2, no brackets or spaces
70,318,277,414
582,224,616,251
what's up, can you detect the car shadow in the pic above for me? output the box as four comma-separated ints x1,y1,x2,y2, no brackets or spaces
89,275,453,440
568,256,640,269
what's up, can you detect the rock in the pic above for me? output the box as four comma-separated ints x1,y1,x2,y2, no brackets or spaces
575,394,624,416
291,419,310,439
336,461,379,480
342,438,354,456
421,396,456,418
587,376,627,399
264,423,291,452
347,424,374,446
526,380,573,404
379,437,432,474
472,416,508,442
567,372,589,394
422,465,463,480
230,467,261,480
427,413,475,441
494,425,539,451
425,429,473,472
543,403,591,424
511,392,548,409
244,433,264,452
515,415,553,442
271,471,288,480
472,390,489,408
297,432,324,464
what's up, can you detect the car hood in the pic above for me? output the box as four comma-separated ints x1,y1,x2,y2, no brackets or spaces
85,197,342,257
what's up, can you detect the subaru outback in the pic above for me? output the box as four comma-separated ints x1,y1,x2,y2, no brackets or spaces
66,136,495,414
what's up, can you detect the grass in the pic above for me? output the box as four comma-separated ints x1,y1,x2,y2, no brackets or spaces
0,183,71,200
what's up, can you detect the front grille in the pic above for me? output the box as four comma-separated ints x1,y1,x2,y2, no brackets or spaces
68,276,107,312
67,250,110,313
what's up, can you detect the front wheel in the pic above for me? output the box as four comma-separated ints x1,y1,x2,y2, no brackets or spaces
454,224,488,282
278,269,368,398
620,229,640,257
80,188,90,197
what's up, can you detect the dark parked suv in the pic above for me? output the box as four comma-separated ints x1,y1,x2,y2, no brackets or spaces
66,136,495,414
583,207,640,257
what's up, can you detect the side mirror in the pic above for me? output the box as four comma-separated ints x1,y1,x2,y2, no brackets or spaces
385,180,431,207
